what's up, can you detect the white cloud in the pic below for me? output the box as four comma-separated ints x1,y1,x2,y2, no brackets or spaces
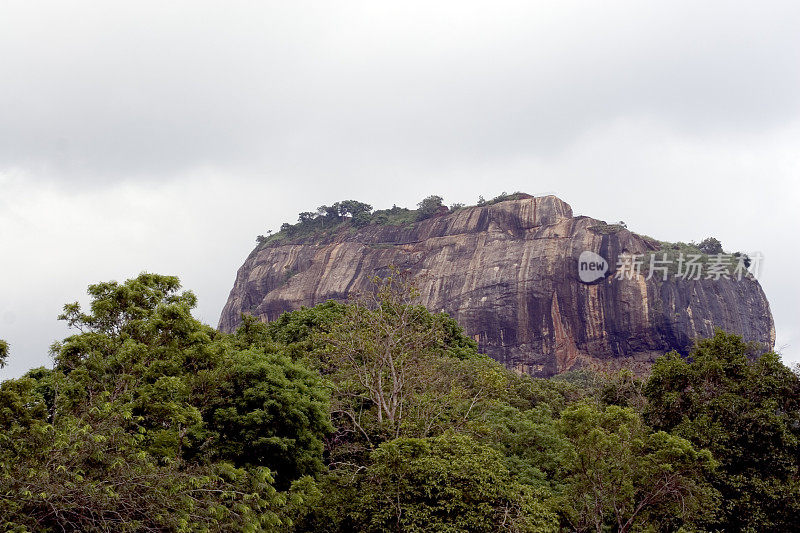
1,1,799,377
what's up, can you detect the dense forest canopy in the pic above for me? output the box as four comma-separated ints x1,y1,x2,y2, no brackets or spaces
1,272,798,531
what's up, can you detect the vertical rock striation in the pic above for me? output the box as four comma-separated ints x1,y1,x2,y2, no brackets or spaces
219,195,774,376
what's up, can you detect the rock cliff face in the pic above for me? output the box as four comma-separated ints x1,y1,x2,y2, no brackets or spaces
219,195,774,376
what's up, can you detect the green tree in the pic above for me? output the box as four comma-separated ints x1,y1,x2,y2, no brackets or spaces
597,369,646,411
416,195,444,221
338,200,373,218
324,272,443,430
352,211,372,227
0,339,8,368
317,204,341,219
697,236,723,255
468,403,568,490
354,433,557,532
321,271,498,455
51,273,218,459
555,403,719,532
298,211,316,223
54,273,331,483
0,371,285,532
733,250,752,268
0,273,335,531
259,300,347,360
644,330,800,531
200,349,332,489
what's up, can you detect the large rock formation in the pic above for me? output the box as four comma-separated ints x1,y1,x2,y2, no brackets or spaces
219,195,774,376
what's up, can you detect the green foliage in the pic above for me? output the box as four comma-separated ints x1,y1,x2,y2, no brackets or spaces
0,392,283,532
0,339,8,368
3,271,797,531
260,300,347,360
511,371,599,412
260,289,479,366
0,273,332,531
360,433,557,532
200,349,332,489
297,433,558,532
318,271,499,460
555,403,719,532
467,403,568,490
416,195,445,221
733,250,752,268
259,192,541,243
260,200,376,244
0,373,49,434
468,397,720,531
588,222,626,235
50,274,220,460
263,199,432,244
351,211,372,227
644,330,800,531
596,369,647,410
638,239,757,278
338,200,373,218
231,277,500,469
370,204,418,226
482,191,530,206
697,236,723,255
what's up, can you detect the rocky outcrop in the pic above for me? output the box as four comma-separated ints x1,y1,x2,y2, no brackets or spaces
219,195,775,376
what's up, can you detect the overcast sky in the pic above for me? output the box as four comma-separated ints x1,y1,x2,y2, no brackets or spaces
2,1,799,379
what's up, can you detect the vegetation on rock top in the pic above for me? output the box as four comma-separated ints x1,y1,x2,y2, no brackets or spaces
257,195,752,282
256,192,531,245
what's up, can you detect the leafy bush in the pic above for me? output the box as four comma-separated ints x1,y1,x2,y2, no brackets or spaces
697,236,723,255
416,195,445,221
482,191,530,206
588,223,626,235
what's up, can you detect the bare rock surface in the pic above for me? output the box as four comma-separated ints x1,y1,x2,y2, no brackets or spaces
219,195,774,376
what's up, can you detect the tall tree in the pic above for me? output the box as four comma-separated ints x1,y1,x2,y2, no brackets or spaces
322,270,496,451
199,349,332,489
644,330,800,531
1,273,333,530
555,403,719,532
697,237,723,255
416,195,444,220
338,200,372,218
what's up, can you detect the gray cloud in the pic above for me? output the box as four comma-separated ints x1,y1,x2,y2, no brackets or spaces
1,1,799,378
2,1,799,184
